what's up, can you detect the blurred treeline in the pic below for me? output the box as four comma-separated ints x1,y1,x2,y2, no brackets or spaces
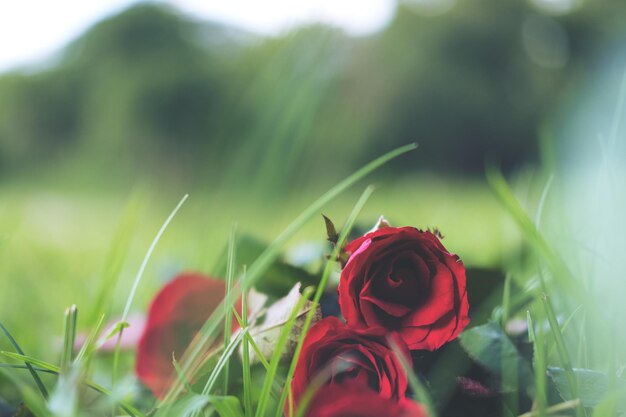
0,0,625,190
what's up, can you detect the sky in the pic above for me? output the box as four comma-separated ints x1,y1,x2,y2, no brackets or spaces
0,0,396,73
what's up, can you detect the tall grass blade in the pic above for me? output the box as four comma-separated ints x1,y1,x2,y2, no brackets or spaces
389,337,437,417
120,193,189,322
60,305,77,372
531,311,547,417
87,192,143,327
223,224,237,395
534,175,553,230
201,330,247,396
0,321,48,398
231,306,271,371
240,266,253,417
541,294,586,417
486,167,582,301
74,313,105,364
182,331,247,417
255,286,315,417
172,354,193,393
112,194,189,387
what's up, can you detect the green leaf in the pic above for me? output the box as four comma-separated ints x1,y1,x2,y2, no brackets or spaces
209,396,245,417
213,234,319,297
547,367,626,411
154,393,210,417
459,321,533,389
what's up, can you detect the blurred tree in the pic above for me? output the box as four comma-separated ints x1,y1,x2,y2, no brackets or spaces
0,1,625,182
0,70,82,171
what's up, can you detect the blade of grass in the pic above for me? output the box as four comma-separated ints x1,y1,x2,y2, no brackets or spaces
201,330,247,396
173,354,194,393
389,337,437,417
486,167,583,302
518,399,581,417
179,331,248,417
74,313,106,364
276,185,375,417
534,175,554,231
0,321,48,398
60,305,77,372
526,310,535,343
120,193,189,323
223,224,237,395
240,266,253,417
87,192,143,327
502,274,512,327
541,294,586,417
576,313,588,369
0,352,144,417
546,305,583,360
164,144,416,403
255,286,315,417
608,65,626,150
0,364,57,374
530,310,548,417
231,307,271,371
112,194,189,387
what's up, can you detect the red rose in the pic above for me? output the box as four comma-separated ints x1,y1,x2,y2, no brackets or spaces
136,272,240,398
338,226,469,351
289,317,411,415
303,385,428,417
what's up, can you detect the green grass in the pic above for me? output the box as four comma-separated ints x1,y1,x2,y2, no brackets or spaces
2,140,624,416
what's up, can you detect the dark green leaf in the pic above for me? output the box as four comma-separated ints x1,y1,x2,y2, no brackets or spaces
213,234,319,297
459,321,533,388
547,367,626,411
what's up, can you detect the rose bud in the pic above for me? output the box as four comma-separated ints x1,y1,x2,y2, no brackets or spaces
301,385,428,417
289,317,411,414
338,226,469,351
135,272,241,398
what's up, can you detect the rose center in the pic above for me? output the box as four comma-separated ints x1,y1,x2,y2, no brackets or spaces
374,253,429,307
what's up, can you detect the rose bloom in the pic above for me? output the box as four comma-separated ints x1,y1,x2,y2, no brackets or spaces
290,317,411,414
302,385,427,417
339,226,469,351
135,272,240,398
